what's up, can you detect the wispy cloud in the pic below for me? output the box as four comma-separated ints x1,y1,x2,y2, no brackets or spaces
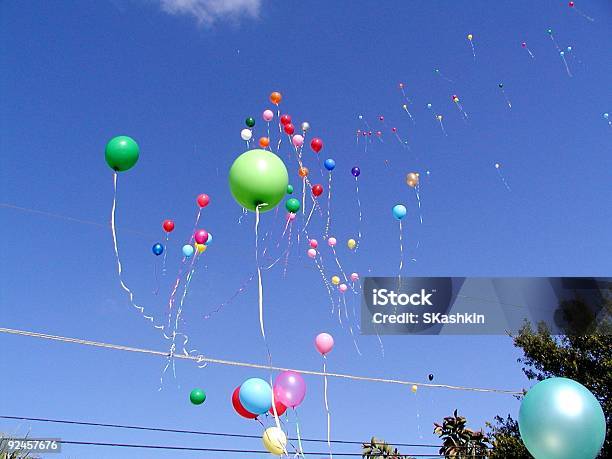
157,0,262,25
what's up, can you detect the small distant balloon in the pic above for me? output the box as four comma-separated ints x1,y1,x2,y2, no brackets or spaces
324,159,336,171
270,91,282,105
245,117,255,128
411,385,418,393
307,248,317,258
315,332,334,355
327,237,337,247
283,123,295,135
182,244,195,258
263,109,274,122
309,239,318,248
105,135,139,172
197,194,210,208
392,204,407,220
292,134,304,147
194,229,209,245
351,167,361,177
190,388,206,405
280,114,291,126
285,198,300,213
467,33,473,41
347,238,356,250
287,184,294,194
259,137,270,148
195,243,206,253
406,172,419,188
301,121,310,132
331,275,340,285
240,128,252,141
350,272,359,282
162,220,175,233
298,166,309,178
339,283,348,293
152,243,164,256
428,374,434,381
311,184,323,197
310,138,323,153
204,233,213,246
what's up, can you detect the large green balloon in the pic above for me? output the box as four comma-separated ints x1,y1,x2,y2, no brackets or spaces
229,149,288,212
105,136,139,172
519,377,606,459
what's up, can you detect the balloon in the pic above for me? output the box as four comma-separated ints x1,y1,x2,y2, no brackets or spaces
393,204,407,220
195,243,206,253
307,248,317,258
406,172,419,188
105,136,139,172
568,1,574,6
262,427,287,456
327,237,337,247
339,283,348,293
331,275,340,285
273,371,306,408
467,33,473,41
240,129,252,141
347,239,356,250
379,115,384,121
298,167,309,178
452,95,459,103
351,167,361,177
350,272,359,281
287,184,294,194
239,378,272,415
309,239,318,248
310,138,323,153
311,184,323,197
259,137,270,148
287,212,296,221
190,388,206,405
604,113,610,119
263,109,274,122
204,232,212,246
194,229,209,245
427,103,432,109
162,220,175,233
428,374,434,381
232,386,257,419
152,243,164,256
285,198,300,213
547,28,553,35
270,91,282,105
519,377,606,459
182,244,194,258
315,333,334,355
521,42,527,48
269,398,288,417
245,117,255,128
324,159,336,171
228,149,288,213
411,385,418,393
437,114,443,121
280,114,292,126
283,123,295,135
197,193,210,208
292,134,304,147
301,121,310,132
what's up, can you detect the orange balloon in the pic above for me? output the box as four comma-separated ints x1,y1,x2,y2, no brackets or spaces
298,166,309,178
259,137,270,148
270,91,282,105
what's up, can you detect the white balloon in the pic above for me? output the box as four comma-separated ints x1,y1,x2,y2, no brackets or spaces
241,128,252,141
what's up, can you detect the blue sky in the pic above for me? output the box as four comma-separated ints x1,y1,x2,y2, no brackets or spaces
1,0,611,457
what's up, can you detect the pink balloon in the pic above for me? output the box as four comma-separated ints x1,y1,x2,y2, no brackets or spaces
350,272,359,282
292,134,304,147
315,333,334,355
339,283,348,293
194,229,209,244
307,248,317,258
287,212,296,221
274,371,306,408
263,109,274,122
309,239,318,249
327,237,337,247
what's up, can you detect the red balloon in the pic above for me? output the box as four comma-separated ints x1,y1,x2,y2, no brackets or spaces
568,1,574,7
283,123,295,135
162,220,175,233
311,184,323,197
232,386,257,419
280,114,292,126
197,194,210,208
310,137,323,153
269,398,287,417
195,229,208,244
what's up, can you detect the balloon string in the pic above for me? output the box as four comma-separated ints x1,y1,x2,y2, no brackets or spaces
438,117,447,136
354,177,362,250
469,41,476,61
162,233,169,275
324,173,332,239
323,357,333,459
293,409,305,458
255,205,266,341
560,52,573,77
301,178,306,216
342,294,362,356
415,186,423,225
110,173,163,330
398,220,404,286
302,200,316,233
153,261,160,296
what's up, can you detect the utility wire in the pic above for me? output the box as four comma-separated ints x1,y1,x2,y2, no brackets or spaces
0,327,523,395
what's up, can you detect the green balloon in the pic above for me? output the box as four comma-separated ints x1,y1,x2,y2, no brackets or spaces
105,136,139,172
245,117,255,128
190,388,206,405
229,149,288,213
287,184,294,194
285,198,300,213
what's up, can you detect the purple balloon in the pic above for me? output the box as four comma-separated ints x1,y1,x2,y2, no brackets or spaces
273,371,306,408
351,166,361,177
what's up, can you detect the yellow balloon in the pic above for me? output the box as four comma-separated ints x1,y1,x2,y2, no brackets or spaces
262,427,287,456
347,239,356,250
467,33,473,41
411,384,418,393
331,276,340,285
195,243,207,253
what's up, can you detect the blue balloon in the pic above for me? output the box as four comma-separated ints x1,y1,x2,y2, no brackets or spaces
392,204,407,220
152,243,164,256
604,113,609,120
324,159,336,171
519,377,606,459
182,244,194,258
205,233,213,246
351,166,360,177
239,378,272,415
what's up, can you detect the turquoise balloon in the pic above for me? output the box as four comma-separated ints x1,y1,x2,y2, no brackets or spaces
519,377,606,459
204,233,213,246
239,378,272,415
392,204,407,220
182,244,194,258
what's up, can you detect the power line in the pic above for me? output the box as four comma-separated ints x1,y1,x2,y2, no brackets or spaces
0,327,522,395
0,415,450,449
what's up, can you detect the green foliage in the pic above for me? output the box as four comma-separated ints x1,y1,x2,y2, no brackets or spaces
485,415,530,459
362,437,415,459
433,410,490,458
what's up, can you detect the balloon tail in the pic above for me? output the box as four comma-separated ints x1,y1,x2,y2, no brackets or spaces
438,117,448,136
470,41,476,61
354,177,362,250
323,357,333,459
402,105,416,125
560,52,573,77
162,233,169,275
496,165,512,191
324,173,332,239
293,409,305,458
283,221,293,279
526,48,535,59
153,261,160,296
301,178,306,216
255,205,266,341
342,295,362,356
398,220,404,285
415,186,423,225
573,7,594,22
302,200,316,233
